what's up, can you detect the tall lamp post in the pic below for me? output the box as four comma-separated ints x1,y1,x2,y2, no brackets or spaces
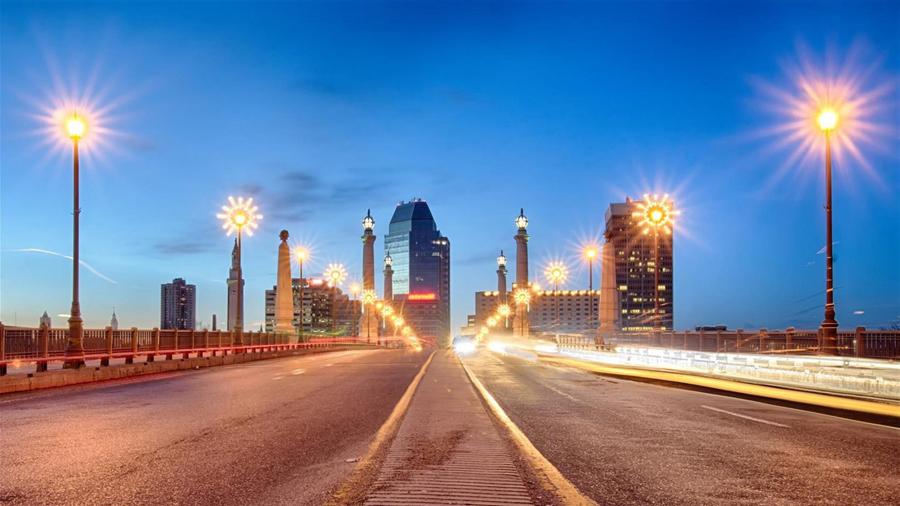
294,246,308,341
635,194,675,333
324,263,347,334
817,108,839,355
584,247,598,328
544,261,568,336
63,114,87,368
217,196,262,345
362,289,376,343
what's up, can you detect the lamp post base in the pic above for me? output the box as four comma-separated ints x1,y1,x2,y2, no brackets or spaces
819,321,839,356
63,316,85,369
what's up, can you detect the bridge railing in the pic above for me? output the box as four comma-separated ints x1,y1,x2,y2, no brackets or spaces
555,327,899,359
0,323,370,375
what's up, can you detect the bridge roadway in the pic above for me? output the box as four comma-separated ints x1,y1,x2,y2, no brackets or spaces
0,349,427,505
2,346,898,505
461,350,900,506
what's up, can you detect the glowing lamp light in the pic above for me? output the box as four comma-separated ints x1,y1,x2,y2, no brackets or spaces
515,208,528,229
362,289,376,305
408,293,437,301
381,305,394,317
217,196,262,237
384,254,393,267
362,209,375,231
294,247,308,262
497,304,511,317
487,316,498,327
66,115,86,140
544,261,569,287
497,251,507,267
514,288,531,306
817,107,838,132
584,247,598,259
323,263,347,288
635,193,676,236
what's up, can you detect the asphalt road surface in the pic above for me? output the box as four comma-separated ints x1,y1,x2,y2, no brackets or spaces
0,349,427,506
462,349,900,506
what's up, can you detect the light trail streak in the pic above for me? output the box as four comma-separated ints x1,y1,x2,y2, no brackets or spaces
9,248,117,284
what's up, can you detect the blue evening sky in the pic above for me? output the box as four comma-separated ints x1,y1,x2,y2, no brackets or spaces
2,1,898,331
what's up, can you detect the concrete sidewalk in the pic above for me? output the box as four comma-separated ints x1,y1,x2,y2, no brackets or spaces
365,350,533,505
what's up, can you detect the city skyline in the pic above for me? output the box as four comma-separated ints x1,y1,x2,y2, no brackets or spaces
2,2,899,332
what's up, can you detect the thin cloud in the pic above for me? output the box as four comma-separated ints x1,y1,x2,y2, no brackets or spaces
9,248,118,284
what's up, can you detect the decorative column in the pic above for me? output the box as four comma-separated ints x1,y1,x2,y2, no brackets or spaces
496,250,507,303
360,210,379,340
512,209,530,337
383,254,394,302
275,230,294,334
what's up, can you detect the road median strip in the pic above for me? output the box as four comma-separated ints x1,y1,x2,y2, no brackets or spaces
461,358,597,506
329,350,435,505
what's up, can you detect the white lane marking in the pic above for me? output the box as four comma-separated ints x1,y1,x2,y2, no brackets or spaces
273,376,284,381
324,363,334,367
545,384,583,404
701,405,790,428
291,368,306,376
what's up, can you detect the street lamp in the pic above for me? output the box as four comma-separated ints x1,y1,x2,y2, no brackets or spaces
63,113,87,368
350,282,361,300
323,263,347,333
635,194,675,333
544,261,568,334
362,289,376,342
817,107,839,354
584,246,598,327
497,303,511,330
217,196,262,344
293,246,309,340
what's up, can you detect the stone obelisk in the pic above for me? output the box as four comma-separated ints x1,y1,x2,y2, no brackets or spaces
598,241,617,339
360,210,379,341
275,230,294,335
512,209,530,337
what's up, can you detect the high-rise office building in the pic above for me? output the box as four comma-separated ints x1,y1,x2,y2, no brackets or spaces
601,198,674,331
384,199,451,346
161,278,197,330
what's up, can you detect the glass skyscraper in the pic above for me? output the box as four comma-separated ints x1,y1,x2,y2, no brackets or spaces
385,199,451,345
